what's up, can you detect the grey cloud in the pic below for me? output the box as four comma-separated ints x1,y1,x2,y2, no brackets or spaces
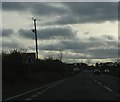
88,36,118,49
39,43,63,51
61,40,88,51
65,2,117,17
39,42,118,59
37,26,76,39
63,52,91,59
84,31,90,35
0,29,1,37
45,2,118,25
0,2,1,11
38,40,88,52
38,40,87,52
2,2,68,16
2,2,27,11
30,3,69,16
87,48,118,59
37,36,118,59
102,35,115,40
60,40,110,51
88,37,100,42
2,41,20,49
2,29,14,37
18,29,34,39
2,37,27,49
3,2,118,25
38,36,117,52
88,35,117,42
19,26,76,40
62,38,118,59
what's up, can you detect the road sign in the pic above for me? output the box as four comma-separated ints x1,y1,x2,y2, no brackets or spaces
25,55,34,64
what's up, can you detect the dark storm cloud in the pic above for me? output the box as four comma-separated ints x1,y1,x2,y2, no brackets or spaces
3,2,117,25
64,37,118,59
87,48,118,59
65,2,117,20
0,2,1,11
18,29,34,39
38,35,118,59
60,39,115,52
39,43,63,51
2,2,26,11
2,2,68,16
39,36,117,52
0,29,1,37
61,40,89,50
38,40,87,52
88,35,116,42
2,29,14,37
44,2,118,25
18,26,76,40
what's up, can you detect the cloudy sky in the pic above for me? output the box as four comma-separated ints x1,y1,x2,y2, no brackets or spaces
1,1,119,64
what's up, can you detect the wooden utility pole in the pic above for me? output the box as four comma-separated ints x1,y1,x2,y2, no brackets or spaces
32,17,38,59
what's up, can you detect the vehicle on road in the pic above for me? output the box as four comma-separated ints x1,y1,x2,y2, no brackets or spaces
93,69,101,75
104,69,109,73
73,68,80,73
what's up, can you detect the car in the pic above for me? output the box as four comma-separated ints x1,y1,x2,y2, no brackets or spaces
93,69,101,75
104,69,109,73
73,68,80,73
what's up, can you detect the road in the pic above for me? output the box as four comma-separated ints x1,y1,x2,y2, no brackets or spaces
3,73,120,101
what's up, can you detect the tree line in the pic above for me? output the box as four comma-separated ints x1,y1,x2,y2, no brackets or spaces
2,49,120,86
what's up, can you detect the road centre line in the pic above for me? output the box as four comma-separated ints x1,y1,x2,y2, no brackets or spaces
3,77,71,101
103,85,113,92
37,92,43,94
97,81,103,85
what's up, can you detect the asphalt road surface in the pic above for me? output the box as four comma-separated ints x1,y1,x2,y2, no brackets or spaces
3,73,120,101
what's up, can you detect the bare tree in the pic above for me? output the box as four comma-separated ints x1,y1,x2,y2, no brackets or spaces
58,50,63,61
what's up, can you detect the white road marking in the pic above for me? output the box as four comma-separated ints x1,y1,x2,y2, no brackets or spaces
31,95,38,98
41,89,48,93
3,77,71,101
103,85,113,92
3,84,50,101
40,85,55,92
25,98,32,100
94,80,97,82
28,78,71,100
89,75,113,92
27,85,57,100
97,82,102,85
37,92,42,94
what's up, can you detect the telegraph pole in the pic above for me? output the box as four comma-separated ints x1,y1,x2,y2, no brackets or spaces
32,17,38,59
